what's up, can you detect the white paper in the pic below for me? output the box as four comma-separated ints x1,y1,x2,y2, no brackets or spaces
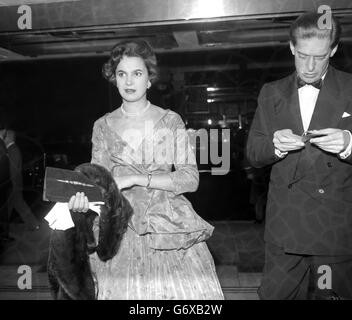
44,202,104,230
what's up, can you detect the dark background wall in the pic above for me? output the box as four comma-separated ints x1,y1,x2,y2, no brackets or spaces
1,43,351,221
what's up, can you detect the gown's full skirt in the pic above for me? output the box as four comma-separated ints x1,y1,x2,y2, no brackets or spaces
89,226,224,300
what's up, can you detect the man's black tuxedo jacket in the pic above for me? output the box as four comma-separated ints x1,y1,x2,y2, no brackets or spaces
247,66,352,256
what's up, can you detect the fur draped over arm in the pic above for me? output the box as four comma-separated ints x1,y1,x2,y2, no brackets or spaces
47,163,133,300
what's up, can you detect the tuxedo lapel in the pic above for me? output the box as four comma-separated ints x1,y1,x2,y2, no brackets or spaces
293,66,346,182
308,67,345,131
275,73,304,135
274,73,306,184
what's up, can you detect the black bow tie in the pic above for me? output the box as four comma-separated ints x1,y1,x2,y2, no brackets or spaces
297,77,322,90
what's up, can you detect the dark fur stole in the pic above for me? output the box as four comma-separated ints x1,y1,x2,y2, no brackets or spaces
47,163,133,300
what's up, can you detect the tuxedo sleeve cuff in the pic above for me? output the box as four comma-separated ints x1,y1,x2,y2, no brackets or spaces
275,148,288,158
339,130,352,159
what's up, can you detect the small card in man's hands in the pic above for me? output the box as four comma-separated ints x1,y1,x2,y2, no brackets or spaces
302,131,327,143
43,167,103,202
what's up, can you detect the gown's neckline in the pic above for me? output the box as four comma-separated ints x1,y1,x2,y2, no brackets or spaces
104,108,171,153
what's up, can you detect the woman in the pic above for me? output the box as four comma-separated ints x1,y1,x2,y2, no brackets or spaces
69,40,224,300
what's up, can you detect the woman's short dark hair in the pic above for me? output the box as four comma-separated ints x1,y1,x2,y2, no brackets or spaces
102,40,158,85
289,11,341,49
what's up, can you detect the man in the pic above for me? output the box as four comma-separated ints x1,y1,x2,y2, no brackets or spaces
1,129,39,231
246,11,352,299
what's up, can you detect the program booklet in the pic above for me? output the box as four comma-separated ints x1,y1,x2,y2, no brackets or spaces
43,166,104,202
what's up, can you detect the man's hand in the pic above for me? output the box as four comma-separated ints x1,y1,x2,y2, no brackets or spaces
273,129,305,152
309,128,350,154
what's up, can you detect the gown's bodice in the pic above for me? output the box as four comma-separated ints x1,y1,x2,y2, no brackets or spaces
91,109,214,250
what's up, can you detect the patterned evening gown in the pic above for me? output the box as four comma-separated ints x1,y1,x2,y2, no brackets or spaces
89,108,224,300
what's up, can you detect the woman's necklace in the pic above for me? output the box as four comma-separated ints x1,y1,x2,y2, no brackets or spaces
121,101,151,117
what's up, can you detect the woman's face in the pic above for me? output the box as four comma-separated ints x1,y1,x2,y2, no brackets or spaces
115,55,151,103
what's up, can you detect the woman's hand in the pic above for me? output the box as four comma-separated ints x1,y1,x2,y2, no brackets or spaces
115,175,138,190
68,192,89,212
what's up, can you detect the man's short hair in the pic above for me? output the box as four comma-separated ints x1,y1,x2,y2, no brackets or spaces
290,11,341,49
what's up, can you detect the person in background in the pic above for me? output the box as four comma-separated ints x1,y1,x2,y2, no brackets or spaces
0,131,12,246
247,11,352,299
1,129,40,231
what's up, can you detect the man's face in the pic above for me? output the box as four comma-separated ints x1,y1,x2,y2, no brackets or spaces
290,36,337,83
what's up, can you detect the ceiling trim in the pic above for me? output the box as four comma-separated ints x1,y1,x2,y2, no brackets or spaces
1,0,351,33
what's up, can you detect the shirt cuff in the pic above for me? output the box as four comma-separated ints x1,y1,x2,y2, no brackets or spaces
275,148,288,158
339,130,352,159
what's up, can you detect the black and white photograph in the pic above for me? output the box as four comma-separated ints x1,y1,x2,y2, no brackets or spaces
0,0,352,307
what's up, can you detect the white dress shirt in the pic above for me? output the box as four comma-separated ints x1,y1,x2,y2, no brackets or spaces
275,73,352,159
298,84,320,132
